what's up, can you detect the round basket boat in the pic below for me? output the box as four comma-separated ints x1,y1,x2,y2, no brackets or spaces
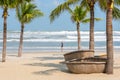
64,50,94,61
65,57,106,74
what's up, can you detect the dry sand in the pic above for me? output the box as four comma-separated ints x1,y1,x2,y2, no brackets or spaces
0,51,120,80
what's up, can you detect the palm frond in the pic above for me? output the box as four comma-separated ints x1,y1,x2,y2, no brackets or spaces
94,18,102,21
71,6,88,23
82,18,101,23
16,2,43,24
97,0,107,12
81,18,90,23
114,0,120,5
80,0,89,10
49,3,68,22
66,6,73,14
112,6,120,20
49,0,79,22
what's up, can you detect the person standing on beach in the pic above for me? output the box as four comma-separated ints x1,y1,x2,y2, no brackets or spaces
61,42,63,52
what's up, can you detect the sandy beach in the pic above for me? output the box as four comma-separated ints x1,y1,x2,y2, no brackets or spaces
0,51,120,80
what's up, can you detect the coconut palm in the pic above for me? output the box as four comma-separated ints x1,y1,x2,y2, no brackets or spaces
69,6,101,50
97,0,120,74
0,0,34,62
50,5,88,50
78,0,96,51
67,6,89,50
87,0,95,51
0,0,19,62
15,0,33,12
50,1,89,50
17,2,43,57
105,0,114,74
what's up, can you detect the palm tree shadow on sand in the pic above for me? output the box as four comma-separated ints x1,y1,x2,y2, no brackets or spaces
33,63,70,75
24,56,71,75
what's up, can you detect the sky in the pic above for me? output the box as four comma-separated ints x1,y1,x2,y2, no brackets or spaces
0,0,120,31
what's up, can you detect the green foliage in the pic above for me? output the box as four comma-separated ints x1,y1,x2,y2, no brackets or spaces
14,0,33,6
16,2,43,24
80,0,90,10
50,0,102,24
81,18,101,23
97,0,120,20
115,0,120,5
50,0,79,22
0,0,16,8
49,3,69,22
0,0,33,8
113,6,120,20
97,0,107,11
0,0,34,18
71,6,88,23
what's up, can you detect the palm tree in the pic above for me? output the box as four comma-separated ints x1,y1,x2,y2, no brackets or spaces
0,0,33,62
105,0,114,74
87,0,95,51
17,2,43,57
50,5,88,50
67,6,89,50
0,0,18,62
50,2,89,50
78,0,95,51
1,5,8,62
97,0,120,74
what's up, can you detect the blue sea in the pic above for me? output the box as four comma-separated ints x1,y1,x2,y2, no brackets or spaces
0,30,120,52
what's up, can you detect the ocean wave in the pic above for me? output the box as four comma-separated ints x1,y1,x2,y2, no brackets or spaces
0,31,119,35
24,31,77,35
114,31,120,35
0,31,119,42
0,38,119,42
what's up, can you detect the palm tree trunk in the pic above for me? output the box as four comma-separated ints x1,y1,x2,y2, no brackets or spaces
18,23,24,57
105,0,114,74
89,0,95,51
77,22,80,50
2,8,8,62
